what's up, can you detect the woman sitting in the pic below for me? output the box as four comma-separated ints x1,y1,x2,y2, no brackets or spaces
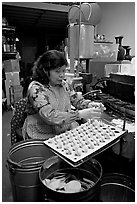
22,50,105,140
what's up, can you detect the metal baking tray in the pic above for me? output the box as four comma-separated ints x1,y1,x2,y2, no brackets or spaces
44,119,127,167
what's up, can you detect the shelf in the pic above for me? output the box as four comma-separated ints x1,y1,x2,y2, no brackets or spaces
2,25,16,31
2,23,17,61
94,41,113,44
3,52,17,55
2,52,17,60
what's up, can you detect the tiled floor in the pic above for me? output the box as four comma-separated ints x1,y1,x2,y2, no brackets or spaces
2,109,13,202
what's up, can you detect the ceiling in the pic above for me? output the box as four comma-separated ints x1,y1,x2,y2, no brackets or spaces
2,2,81,32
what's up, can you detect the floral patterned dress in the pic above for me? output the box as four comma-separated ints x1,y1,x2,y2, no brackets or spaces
22,80,91,140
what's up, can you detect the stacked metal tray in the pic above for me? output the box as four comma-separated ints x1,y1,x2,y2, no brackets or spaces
97,93,135,119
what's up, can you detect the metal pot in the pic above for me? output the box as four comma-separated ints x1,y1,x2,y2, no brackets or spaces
100,173,135,202
39,156,102,202
7,139,54,202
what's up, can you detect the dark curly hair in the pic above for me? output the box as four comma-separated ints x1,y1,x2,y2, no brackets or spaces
32,50,68,85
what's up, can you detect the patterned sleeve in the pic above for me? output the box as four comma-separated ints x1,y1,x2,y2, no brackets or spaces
27,81,77,126
63,80,91,110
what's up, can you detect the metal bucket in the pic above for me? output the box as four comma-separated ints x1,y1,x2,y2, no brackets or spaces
68,23,94,59
100,173,135,202
39,156,103,202
74,23,94,59
7,139,54,202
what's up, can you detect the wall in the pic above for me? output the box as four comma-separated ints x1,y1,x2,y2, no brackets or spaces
21,35,37,63
97,2,135,55
17,2,135,69
16,28,66,64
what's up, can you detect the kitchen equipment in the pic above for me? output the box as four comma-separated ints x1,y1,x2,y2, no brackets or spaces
72,23,94,59
44,119,127,167
6,139,54,202
39,156,102,201
123,46,132,61
68,3,102,26
100,173,135,202
106,73,135,104
115,36,125,61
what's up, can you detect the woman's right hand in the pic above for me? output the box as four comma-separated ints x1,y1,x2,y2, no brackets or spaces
64,110,80,124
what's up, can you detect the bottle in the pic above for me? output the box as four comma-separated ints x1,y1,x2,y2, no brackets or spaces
9,80,14,105
13,43,17,52
123,46,132,61
9,30,15,52
3,40,7,52
115,36,125,61
2,29,7,52
74,60,79,77
5,31,11,52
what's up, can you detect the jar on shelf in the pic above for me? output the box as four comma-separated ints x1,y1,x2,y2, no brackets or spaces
115,36,125,61
2,17,8,26
123,46,132,61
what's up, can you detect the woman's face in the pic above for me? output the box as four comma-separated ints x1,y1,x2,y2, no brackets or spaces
49,65,66,85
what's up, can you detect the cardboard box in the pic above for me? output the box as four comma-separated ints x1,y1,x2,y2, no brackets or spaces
105,64,120,77
3,59,20,72
13,85,23,103
5,72,20,86
120,64,131,75
13,92,23,103
13,85,23,93
5,72,21,105
5,82,23,105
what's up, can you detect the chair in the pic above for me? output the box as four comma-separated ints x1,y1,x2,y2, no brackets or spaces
10,98,28,145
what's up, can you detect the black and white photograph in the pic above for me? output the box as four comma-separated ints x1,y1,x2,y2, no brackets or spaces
2,1,135,202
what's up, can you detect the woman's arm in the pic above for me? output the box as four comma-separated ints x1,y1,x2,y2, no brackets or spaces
70,91,91,110
63,80,105,111
63,81,91,110
28,81,79,126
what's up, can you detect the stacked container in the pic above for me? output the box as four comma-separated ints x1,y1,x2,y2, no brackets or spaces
3,59,23,106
